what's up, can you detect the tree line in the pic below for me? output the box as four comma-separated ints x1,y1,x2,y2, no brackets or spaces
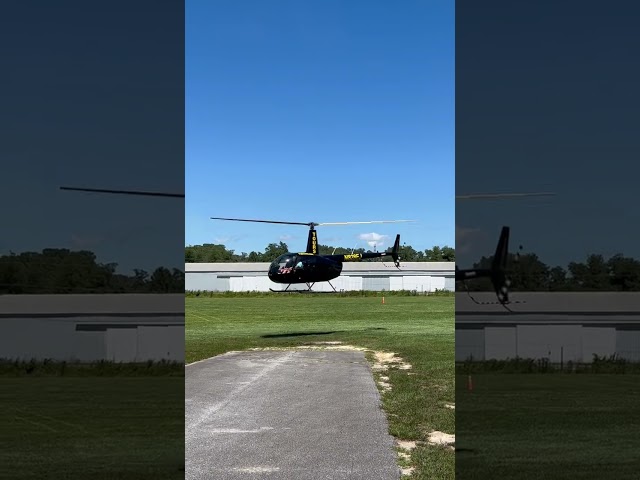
462,251,640,292
185,242,456,263
5,246,640,294
0,249,184,294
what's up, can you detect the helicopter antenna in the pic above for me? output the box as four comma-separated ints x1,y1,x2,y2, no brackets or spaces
60,186,185,198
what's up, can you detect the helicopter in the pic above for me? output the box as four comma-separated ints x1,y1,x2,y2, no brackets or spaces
210,217,412,292
456,225,511,305
454,191,555,305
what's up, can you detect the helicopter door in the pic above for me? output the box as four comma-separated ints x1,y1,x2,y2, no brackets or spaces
301,256,317,271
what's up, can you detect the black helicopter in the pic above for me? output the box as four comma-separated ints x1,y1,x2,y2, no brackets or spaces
456,226,511,304
455,191,555,305
210,217,411,292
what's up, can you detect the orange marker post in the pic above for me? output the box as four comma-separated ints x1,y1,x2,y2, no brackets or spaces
382,296,385,304
467,375,473,392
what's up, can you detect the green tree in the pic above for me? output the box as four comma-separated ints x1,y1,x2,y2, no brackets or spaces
261,242,289,261
568,254,611,291
608,254,640,291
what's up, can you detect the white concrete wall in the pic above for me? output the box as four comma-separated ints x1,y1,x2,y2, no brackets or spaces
455,329,485,361
457,322,635,363
0,294,184,363
186,262,455,292
188,273,452,292
1,319,77,361
582,327,617,361
456,293,640,363
137,326,184,362
485,327,517,359
516,325,583,363
616,329,640,362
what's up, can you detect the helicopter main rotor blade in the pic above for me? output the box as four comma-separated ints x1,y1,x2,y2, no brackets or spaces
60,186,185,198
317,220,415,225
210,218,416,227
210,217,312,226
456,192,555,200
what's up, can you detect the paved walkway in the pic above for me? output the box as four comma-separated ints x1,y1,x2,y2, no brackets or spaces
186,350,400,479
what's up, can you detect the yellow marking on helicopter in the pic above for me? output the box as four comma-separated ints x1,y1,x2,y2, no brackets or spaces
343,253,362,261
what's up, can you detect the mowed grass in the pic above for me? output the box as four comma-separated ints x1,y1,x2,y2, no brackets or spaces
455,373,640,479
186,295,455,479
0,377,184,479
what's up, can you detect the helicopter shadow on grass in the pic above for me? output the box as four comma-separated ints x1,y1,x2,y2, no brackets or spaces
261,327,387,339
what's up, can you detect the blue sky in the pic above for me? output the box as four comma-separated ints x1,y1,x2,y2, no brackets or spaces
186,0,454,255
455,2,640,269
1,2,184,274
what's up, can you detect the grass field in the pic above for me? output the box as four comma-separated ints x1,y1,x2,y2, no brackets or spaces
1,371,184,479
455,373,640,479
186,294,455,479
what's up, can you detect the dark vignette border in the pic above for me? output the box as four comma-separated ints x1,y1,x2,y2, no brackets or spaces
456,1,640,478
1,1,185,478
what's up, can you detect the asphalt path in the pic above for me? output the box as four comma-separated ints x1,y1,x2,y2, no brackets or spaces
185,350,400,479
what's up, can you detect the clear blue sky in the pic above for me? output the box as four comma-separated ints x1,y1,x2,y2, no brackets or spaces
455,2,640,270
2,2,184,275
186,0,454,255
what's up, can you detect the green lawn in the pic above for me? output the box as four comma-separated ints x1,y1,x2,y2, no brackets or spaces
0,377,184,479
455,373,640,479
186,294,455,479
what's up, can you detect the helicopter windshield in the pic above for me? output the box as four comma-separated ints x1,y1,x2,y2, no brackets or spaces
273,254,295,268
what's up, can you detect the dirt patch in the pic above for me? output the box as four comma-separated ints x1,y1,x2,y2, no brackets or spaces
376,374,392,391
397,451,411,461
428,431,455,447
371,351,412,371
375,352,399,363
377,380,391,391
397,440,417,451
396,440,417,473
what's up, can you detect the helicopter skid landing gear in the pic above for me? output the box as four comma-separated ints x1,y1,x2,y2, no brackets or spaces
269,281,338,293
298,281,338,293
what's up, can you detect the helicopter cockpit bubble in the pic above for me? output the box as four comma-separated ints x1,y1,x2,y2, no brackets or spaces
269,254,296,273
